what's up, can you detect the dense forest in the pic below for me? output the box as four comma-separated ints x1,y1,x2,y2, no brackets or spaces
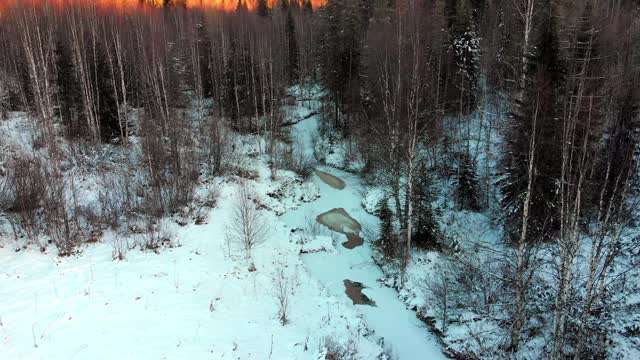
0,0,639,359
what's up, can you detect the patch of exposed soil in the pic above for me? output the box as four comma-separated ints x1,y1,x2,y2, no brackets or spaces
316,208,364,249
316,208,361,234
342,233,364,249
344,280,376,306
314,169,346,190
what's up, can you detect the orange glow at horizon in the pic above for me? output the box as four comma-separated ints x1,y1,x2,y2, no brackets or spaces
0,0,327,14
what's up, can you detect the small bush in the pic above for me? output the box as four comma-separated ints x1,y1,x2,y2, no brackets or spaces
139,219,174,252
6,155,46,214
291,134,314,178
3,155,47,245
42,170,87,256
274,266,290,326
320,336,357,360
112,237,128,261
98,172,141,227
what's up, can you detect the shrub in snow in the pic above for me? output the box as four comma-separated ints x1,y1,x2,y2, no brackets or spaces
4,155,46,214
361,188,385,215
290,133,315,178
422,262,455,334
297,182,320,203
139,219,174,252
318,336,357,360
299,236,335,254
112,237,128,261
139,114,200,218
259,177,320,216
200,117,232,177
43,169,90,256
324,145,347,169
98,172,142,227
274,266,290,326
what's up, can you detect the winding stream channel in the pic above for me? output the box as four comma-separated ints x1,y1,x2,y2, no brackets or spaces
280,116,445,359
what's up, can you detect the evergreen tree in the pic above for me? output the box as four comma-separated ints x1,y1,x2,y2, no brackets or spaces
413,167,440,249
281,0,290,12
236,0,248,13
94,45,120,142
469,0,487,24
370,0,394,19
196,22,213,98
17,53,33,111
302,0,313,15
501,15,565,242
286,10,300,84
451,0,480,114
448,0,480,114
378,200,395,260
317,0,368,131
456,152,480,211
257,0,270,17
590,69,639,214
54,38,84,138
223,39,251,130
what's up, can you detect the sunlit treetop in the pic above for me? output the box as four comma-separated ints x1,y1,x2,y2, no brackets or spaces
0,0,325,15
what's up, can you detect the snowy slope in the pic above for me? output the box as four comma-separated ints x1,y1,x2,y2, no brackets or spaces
0,172,386,359
0,118,446,360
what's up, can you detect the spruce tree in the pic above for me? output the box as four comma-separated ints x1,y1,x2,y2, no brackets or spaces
448,0,480,114
317,0,368,131
54,38,84,138
94,45,120,142
378,200,395,260
501,15,565,242
591,69,639,214
281,0,290,12
196,22,213,98
236,0,248,13
456,152,480,211
256,0,270,17
223,40,251,130
286,10,300,84
413,167,440,249
302,0,313,15
17,54,33,111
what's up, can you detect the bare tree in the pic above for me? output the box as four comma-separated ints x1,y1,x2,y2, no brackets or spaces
228,182,268,271
551,12,603,357
274,265,290,325
102,12,132,143
508,92,542,352
423,262,453,334
42,168,87,256
17,2,56,143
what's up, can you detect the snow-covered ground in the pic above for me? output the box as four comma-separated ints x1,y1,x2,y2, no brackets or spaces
0,175,381,359
286,113,445,360
285,167,446,360
0,103,445,359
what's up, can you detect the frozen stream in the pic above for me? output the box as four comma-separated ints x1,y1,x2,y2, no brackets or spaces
282,116,445,360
